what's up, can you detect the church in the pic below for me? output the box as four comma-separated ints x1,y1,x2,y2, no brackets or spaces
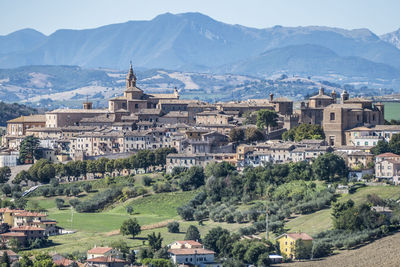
108,63,179,113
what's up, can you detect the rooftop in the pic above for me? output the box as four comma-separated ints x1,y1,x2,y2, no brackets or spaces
168,248,215,255
87,247,113,254
7,115,46,123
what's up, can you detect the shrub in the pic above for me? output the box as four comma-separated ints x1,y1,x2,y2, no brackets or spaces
142,176,152,186
75,187,122,212
167,221,180,233
177,205,195,221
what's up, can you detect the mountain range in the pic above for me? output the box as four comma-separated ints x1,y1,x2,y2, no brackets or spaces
0,12,400,82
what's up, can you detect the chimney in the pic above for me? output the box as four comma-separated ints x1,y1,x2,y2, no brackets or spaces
83,102,93,110
269,93,274,101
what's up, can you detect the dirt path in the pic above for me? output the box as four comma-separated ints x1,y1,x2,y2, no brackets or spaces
104,219,175,236
279,231,400,267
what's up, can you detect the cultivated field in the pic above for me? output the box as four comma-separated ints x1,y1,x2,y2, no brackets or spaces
384,102,400,121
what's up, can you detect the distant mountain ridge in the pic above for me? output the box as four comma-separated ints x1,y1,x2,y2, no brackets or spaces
0,12,400,80
381,28,400,50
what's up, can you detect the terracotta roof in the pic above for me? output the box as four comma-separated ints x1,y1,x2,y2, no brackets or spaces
13,211,46,217
86,256,126,263
376,153,400,158
174,240,202,246
11,226,45,231
0,208,24,213
286,233,313,241
168,248,215,255
309,94,333,100
0,232,26,237
47,109,108,114
7,115,46,123
54,258,74,266
87,247,112,254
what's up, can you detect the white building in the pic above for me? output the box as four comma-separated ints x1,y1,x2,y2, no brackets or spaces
0,151,18,167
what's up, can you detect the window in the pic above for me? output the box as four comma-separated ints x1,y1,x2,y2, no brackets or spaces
330,112,335,121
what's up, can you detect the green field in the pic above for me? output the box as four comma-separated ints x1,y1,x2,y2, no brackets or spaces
30,189,248,254
285,185,400,235
28,184,400,255
384,102,400,121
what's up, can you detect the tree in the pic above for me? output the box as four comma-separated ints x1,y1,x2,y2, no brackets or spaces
19,254,33,267
282,124,325,142
295,239,311,259
127,250,136,264
389,133,400,154
256,109,278,131
33,253,55,267
184,225,200,241
86,160,97,177
147,232,163,252
179,166,205,191
0,251,10,267
167,221,179,233
82,183,92,193
126,205,134,215
19,135,40,164
55,198,64,210
203,227,230,253
311,241,332,258
1,184,11,196
105,159,115,175
257,253,271,267
114,159,125,175
0,167,11,184
229,128,245,142
312,153,348,182
110,239,130,254
245,127,264,143
243,242,270,264
13,170,31,184
243,111,257,125
120,218,141,239
96,158,109,178
177,205,195,221
371,140,390,155
37,164,56,184
69,198,81,208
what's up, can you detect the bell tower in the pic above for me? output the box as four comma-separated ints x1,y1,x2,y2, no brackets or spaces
126,61,137,88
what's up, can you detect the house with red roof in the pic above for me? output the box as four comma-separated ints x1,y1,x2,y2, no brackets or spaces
167,240,221,267
276,232,313,259
375,152,400,184
86,256,127,267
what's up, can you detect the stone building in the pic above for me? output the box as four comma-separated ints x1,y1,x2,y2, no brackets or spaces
322,98,385,147
299,88,336,125
108,63,179,113
3,115,46,148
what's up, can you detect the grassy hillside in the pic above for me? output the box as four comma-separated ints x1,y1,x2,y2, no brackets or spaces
30,190,248,254
280,231,400,267
285,185,400,235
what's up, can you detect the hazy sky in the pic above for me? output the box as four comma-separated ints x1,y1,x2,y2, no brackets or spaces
1,0,399,36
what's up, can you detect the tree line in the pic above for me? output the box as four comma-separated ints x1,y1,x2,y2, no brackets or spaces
13,147,177,185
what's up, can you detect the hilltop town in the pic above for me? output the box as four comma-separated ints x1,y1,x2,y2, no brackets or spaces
0,63,400,266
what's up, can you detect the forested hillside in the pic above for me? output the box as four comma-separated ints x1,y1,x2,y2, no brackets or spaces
0,101,39,126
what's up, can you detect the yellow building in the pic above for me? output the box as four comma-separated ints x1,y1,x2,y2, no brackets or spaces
276,232,313,259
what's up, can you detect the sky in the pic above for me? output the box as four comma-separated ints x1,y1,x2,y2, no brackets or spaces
0,0,399,36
